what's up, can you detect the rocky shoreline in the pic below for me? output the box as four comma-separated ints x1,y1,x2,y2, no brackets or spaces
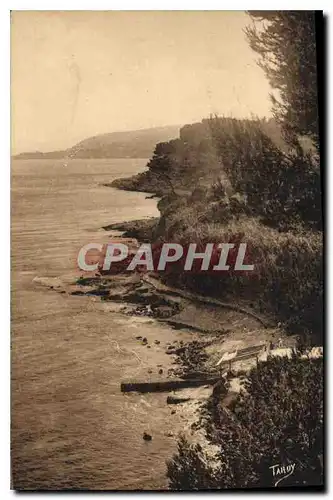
102,217,159,242
33,213,294,486
103,170,169,197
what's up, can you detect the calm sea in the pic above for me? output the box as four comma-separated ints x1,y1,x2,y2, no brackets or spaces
11,159,182,490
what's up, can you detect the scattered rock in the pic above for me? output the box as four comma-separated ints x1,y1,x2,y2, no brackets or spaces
147,345,151,349
165,431,174,437
212,380,228,400
136,336,143,340
171,340,211,378
174,347,186,356
143,432,152,441
152,305,175,318
171,409,176,415
142,337,148,343
154,340,160,345
102,218,159,241
158,368,163,375
167,396,191,405
148,369,153,374
131,304,154,317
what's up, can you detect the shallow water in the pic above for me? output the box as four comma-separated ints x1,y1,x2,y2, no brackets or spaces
11,159,187,490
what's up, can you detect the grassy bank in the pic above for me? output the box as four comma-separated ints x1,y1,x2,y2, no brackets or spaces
108,116,322,344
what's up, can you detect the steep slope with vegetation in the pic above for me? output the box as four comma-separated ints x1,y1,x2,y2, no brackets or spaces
103,12,323,489
111,12,322,345
110,117,291,195
163,11,323,489
110,123,321,344
167,354,323,489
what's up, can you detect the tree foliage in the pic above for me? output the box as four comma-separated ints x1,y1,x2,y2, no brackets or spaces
207,116,322,231
245,11,319,150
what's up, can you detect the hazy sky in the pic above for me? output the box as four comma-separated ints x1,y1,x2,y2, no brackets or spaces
11,11,272,154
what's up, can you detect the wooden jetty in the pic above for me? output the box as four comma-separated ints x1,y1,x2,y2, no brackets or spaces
216,343,266,374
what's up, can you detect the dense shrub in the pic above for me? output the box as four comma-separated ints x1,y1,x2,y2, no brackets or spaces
167,355,323,489
141,115,321,232
206,116,321,231
144,115,322,342
155,214,322,342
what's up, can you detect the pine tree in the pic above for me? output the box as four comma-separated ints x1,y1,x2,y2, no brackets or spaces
245,11,319,151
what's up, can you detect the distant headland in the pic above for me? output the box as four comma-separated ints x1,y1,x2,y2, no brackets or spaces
13,125,181,160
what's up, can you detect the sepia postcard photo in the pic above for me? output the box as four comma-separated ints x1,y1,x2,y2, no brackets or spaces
11,10,324,491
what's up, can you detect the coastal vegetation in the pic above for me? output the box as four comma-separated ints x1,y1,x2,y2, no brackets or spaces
111,12,322,345
108,11,323,489
167,354,323,489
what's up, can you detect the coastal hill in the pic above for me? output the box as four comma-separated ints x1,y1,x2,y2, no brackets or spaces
13,125,181,160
